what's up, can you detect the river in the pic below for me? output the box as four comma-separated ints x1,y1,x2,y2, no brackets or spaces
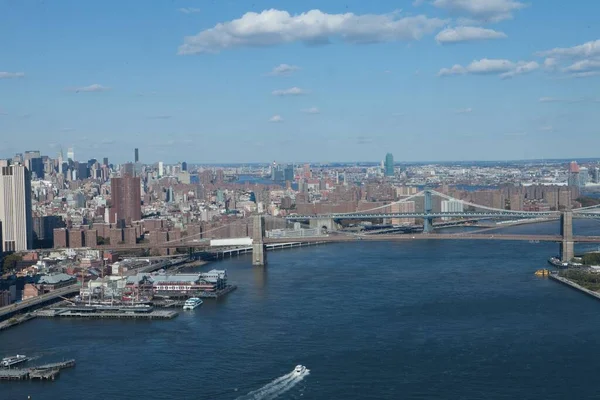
2,220,600,399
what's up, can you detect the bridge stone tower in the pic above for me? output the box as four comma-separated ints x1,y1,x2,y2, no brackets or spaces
560,210,574,262
309,217,336,234
423,189,434,233
252,214,267,267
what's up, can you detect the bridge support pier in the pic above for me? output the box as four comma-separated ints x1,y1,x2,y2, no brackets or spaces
252,215,267,267
423,189,434,233
560,211,574,263
309,218,336,234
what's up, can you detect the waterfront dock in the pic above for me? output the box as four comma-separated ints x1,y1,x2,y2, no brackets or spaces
549,272,600,301
37,308,178,320
0,359,75,382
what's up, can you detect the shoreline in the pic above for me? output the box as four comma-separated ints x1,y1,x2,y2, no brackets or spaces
548,272,600,301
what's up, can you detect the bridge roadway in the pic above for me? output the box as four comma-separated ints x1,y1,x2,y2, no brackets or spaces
286,211,600,220
263,233,600,244
0,284,80,322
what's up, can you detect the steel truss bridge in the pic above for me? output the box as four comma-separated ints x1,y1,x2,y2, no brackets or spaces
284,189,600,228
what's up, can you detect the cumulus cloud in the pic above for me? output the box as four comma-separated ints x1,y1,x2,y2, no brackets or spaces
302,107,320,114
268,64,300,76
177,9,447,54
269,115,284,123
537,39,600,59
535,39,600,78
272,87,307,96
438,58,539,78
67,84,110,93
432,0,526,23
435,26,506,43
0,71,25,79
178,8,201,14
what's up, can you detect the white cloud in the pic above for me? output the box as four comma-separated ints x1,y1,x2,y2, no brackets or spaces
455,107,473,114
302,107,320,114
499,61,539,79
178,8,201,14
535,39,600,78
269,115,284,123
177,9,447,54
432,0,526,23
537,39,600,59
268,64,300,76
435,26,506,44
0,71,25,79
438,58,539,78
539,125,555,132
272,87,307,96
67,84,110,93
563,59,600,73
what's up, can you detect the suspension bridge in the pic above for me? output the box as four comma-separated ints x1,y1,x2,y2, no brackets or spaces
97,189,600,266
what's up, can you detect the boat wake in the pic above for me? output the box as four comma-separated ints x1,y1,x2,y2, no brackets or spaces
236,367,310,400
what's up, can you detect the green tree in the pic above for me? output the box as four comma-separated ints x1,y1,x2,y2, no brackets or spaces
2,253,23,272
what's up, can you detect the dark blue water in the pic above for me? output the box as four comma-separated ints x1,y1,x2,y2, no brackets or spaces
3,221,600,400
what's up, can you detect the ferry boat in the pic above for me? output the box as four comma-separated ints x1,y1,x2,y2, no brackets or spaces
183,298,203,310
1,355,28,368
548,257,569,268
294,365,306,375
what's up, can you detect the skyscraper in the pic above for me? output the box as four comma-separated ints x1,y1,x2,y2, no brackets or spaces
384,153,394,177
110,176,142,225
158,161,164,177
0,163,33,251
67,147,75,161
134,148,139,163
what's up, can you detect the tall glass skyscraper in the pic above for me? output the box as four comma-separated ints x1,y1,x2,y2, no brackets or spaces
384,153,394,177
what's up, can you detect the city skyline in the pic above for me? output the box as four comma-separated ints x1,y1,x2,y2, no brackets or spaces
2,1,600,163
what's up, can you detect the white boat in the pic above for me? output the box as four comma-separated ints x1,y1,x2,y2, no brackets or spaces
183,298,203,310
1,355,28,368
294,365,306,375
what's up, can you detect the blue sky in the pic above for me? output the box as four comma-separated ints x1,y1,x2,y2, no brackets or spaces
1,0,599,164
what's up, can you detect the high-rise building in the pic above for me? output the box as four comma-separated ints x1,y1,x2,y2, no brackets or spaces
158,161,164,177
568,161,580,187
134,148,139,163
67,147,75,161
284,164,294,183
103,157,109,166
181,161,188,172
0,163,33,251
110,176,142,225
441,200,464,221
121,162,135,177
384,153,394,177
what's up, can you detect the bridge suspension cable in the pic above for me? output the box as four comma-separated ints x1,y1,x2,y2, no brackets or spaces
428,190,558,216
328,191,426,216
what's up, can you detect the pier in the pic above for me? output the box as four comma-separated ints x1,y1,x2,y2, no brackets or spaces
0,359,75,382
37,308,178,320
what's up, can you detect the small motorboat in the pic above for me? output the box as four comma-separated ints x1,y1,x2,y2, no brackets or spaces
294,365,306,375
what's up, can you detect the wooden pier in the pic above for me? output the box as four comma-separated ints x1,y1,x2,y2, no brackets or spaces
0,359,75,382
